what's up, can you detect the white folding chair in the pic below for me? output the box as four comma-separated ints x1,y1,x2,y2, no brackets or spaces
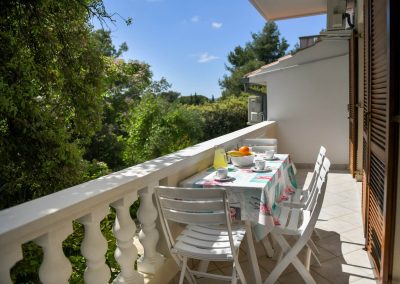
264,158,331,284
270,146,326,265
243,138,278,147
243,138,278,152
155,186,259,284
282,146,327,208
249,145,278,153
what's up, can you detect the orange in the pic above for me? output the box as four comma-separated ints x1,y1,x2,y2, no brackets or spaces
239,146,250,154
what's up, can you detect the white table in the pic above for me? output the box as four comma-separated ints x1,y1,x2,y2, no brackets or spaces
180,154,297,237
179,154,298,283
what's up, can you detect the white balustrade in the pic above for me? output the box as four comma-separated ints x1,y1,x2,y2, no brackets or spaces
0,244,23,284
34,222,73,284
137,182,165,274
112,192,144,284
0,121,276,283
79,205,111,283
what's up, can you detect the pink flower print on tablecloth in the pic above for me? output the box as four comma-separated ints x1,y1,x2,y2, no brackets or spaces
285,186,295,194
273,216,281,225
203,180,220,187
259,202,272,215
256,176,272,181
277,194,289,203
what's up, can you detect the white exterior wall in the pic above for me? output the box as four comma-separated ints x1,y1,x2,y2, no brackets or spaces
265,54,349,165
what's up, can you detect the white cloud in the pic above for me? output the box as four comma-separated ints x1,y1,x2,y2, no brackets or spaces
197,52,219,63
211,22,222,29
191,16,199,23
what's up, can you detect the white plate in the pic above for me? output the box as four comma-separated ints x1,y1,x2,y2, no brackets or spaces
214,176,235,182
251,167,272,173
263,157,279,161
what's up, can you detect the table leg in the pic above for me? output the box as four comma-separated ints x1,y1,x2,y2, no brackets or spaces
245,221,262,284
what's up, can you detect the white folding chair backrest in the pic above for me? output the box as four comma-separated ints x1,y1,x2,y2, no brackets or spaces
305,157,330,215
250,145,278,153
154,186,234,253
155,186,252,284
300,146,326,202
243,138,277,147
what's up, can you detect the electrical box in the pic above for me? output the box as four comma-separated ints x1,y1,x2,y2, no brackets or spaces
248,96,263,125
327,0,347,31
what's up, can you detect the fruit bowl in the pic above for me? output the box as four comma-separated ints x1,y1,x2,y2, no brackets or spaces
229,154,254,167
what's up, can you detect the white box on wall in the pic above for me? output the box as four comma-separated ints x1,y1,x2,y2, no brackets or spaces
248,96,263,125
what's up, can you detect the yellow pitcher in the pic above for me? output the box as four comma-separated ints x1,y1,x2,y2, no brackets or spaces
213,147,228,169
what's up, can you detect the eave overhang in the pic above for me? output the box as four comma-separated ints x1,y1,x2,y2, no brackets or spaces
249,0,327,21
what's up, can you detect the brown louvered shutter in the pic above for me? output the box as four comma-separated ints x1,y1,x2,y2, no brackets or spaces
361,0,370,230
365,0,386,276
348,32,358,177
363,0,398,281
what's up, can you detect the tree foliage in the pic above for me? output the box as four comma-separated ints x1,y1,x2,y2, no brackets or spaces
178,93,210,105
123,94,204,165
0,0,107,209
188,95,249,141
219,22,289,98
84,44,153,169
0,1,258,281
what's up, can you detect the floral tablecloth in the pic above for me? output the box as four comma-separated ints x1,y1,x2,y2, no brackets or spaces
179,154,297,240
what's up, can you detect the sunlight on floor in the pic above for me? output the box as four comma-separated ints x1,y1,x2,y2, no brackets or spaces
169,169,378,284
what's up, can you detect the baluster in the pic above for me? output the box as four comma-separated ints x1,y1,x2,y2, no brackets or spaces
79,205,111,283
111,192,143,284
0,244,23,284
34,222,73,284
137,182,164,274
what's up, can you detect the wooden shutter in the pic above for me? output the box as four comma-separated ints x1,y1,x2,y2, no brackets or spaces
349,32,358,177
361,0,370,232
363,0,398,281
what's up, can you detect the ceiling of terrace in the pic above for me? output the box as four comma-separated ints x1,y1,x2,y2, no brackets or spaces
249,0,327,20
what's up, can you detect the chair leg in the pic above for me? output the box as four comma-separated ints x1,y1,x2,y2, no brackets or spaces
231,271,238,284
179,256,188,284
307,241,322,267
265,233,316,284
305,247,312,271
313,228,322,239
233,257,247,284
245,221,262,284
291,256,316,284
308,239,320,254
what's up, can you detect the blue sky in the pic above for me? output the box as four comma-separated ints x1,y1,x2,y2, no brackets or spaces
96,0,326,98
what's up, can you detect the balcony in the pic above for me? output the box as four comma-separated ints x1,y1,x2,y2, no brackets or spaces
0,121,378,283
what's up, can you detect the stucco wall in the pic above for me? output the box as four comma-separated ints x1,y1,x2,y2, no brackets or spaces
265,54,349,165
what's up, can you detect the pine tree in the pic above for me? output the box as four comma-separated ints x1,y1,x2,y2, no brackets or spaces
219,22,288,98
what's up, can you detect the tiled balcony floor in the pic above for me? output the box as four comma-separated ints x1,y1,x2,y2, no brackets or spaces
170,169,378,284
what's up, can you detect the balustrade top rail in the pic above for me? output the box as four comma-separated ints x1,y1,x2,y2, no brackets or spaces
0,121,276,247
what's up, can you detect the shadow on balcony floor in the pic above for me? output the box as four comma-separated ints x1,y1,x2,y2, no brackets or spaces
169,169,378,284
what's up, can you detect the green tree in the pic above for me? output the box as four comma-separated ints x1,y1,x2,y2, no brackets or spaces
0,0,108,209
123,94,204,165
159,90,181,103
178,94,210,105
251,22,289,63
188,94,249,141
92,29,128,58
219,22,288,98
84,29,153,170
